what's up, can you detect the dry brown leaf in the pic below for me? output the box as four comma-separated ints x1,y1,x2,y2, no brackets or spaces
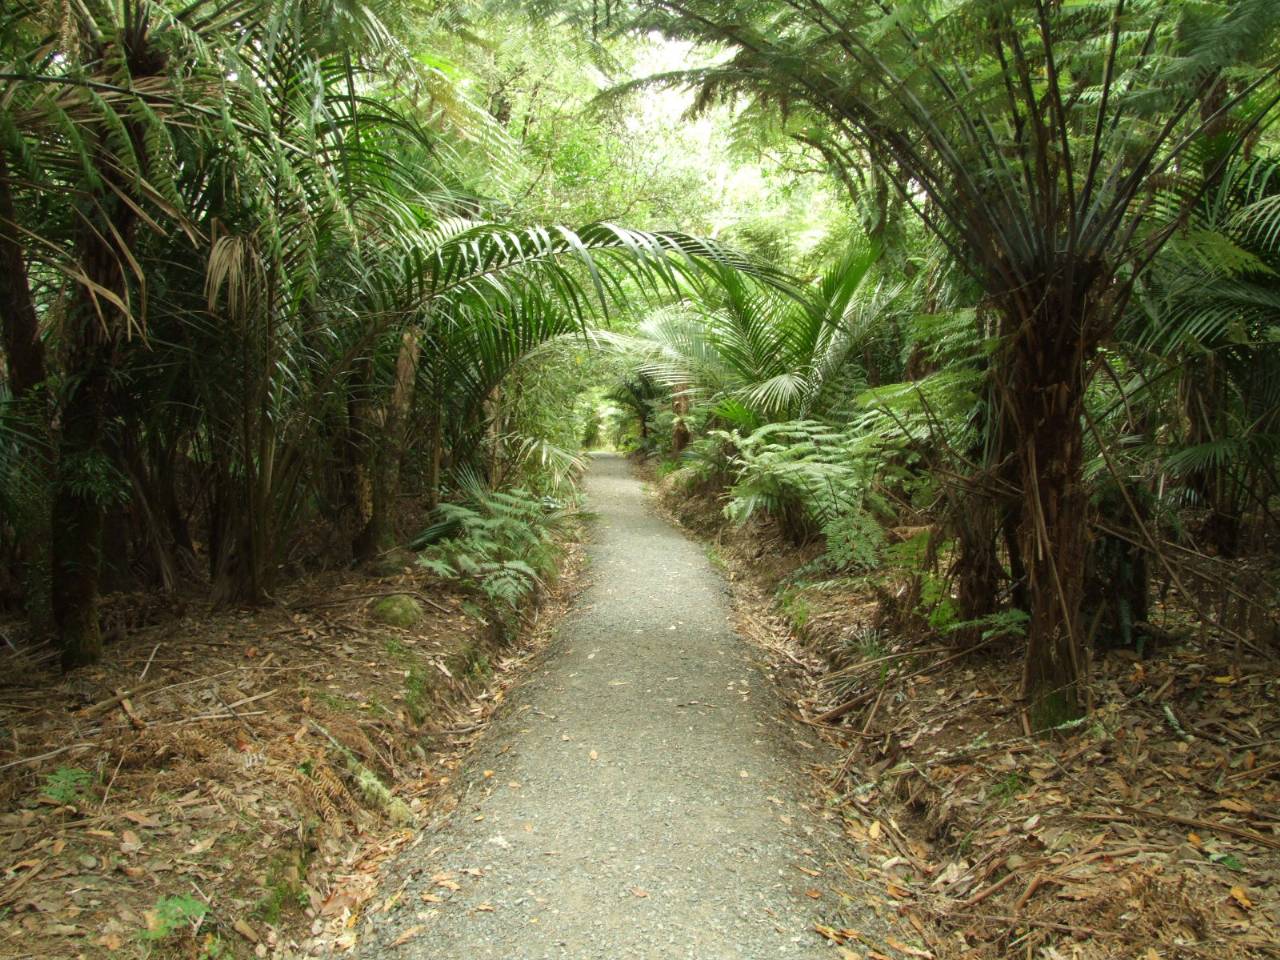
390,925,423,946
885,936,932,958
98,933,125,951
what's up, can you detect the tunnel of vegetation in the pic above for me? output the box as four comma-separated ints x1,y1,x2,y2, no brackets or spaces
2,0,1279,733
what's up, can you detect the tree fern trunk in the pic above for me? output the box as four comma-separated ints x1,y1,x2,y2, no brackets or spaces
1007,329,1087,729
53,331,115,669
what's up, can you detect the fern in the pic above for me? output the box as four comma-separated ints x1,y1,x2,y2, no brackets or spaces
415,482,572,613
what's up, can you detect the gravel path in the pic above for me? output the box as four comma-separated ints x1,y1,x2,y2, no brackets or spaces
364,454,845,959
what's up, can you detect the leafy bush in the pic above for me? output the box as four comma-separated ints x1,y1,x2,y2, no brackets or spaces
415,478,574,617
722,421,886,568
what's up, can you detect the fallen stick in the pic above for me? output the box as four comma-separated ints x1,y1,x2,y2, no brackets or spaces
0,859,47,906
1226,759,1280,782
76,680,164,718
961,866,1018,908
943,910,1124,939
116,690,146,730
0,743,96,771
225,689,275,710
138,643,161,680
1079,807,1280,851
153,710,268,727
1012,873,1052,912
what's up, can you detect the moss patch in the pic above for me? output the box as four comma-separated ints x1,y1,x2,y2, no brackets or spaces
371,594,423,627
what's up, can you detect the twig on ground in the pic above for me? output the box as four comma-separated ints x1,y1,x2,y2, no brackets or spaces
138,643,161,680
0,742,96,771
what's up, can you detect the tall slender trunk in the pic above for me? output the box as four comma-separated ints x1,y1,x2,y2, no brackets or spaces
425,410,444,511
1181,357,1239,555
55,190,136,665
53,325,118,669
355,329,420,560
0,148,53,629
349,357,378,560
0,149,45,400
671,384,691,453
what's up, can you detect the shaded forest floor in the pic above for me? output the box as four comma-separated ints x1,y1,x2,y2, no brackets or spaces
651,469,1280,959
0,545,586,959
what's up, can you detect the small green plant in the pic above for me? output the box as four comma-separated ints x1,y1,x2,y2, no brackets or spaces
403,664,433,723
1209,851,1245,872
142,894,207,941
256,852,308,924
991,772,1026,805
41,767,92,805
851,625,887,661
462,646,492,682
777,587,811,630
919,571,960,632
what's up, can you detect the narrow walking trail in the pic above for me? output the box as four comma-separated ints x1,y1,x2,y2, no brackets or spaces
366,455,844,958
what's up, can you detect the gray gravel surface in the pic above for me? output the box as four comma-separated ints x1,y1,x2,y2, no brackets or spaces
363,454,845,959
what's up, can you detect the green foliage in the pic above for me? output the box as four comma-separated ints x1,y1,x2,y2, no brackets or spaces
40,767,92,805
256,853,309,925
723,421,885,564
416,479,573,615
142,894,207,941
990,773,1026,806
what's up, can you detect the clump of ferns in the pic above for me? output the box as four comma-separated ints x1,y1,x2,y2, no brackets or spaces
414,471,574,621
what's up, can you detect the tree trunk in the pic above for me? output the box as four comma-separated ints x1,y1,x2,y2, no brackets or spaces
1007,326,1088,729
0,149,45,400
955,495,1000,631
671,384,691,454
355,329,420,560
425,410,445,512
0,147,54,630
349,357,379,562
53,337,114,669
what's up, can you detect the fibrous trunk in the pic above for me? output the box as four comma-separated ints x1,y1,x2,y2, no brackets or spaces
1005,315,1089,729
